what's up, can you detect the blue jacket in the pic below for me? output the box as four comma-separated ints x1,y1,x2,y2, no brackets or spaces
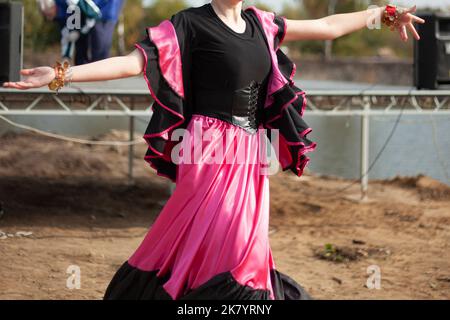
55,0,124,22
94,0,124,21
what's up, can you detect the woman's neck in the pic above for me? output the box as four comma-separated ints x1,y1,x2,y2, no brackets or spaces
210,0,244,24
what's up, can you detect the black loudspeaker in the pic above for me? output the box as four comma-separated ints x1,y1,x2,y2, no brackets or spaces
0,1,23,85
414,13,450,90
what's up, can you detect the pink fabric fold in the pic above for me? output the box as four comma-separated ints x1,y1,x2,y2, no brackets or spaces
128,115,276,300
147,20,185,98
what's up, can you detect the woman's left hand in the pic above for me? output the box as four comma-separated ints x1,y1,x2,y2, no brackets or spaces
394,5,426,41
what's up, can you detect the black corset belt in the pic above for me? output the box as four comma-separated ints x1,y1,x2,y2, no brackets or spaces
193,80,267,134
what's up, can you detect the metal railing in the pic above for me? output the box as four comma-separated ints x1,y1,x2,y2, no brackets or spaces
1,87,449,198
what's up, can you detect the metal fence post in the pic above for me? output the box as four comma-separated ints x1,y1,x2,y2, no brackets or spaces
360,98,370,200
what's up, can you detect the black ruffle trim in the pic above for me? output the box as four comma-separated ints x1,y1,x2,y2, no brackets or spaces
135,34,187,182
103,261,311,300
263,48,317,177
245,8,317,177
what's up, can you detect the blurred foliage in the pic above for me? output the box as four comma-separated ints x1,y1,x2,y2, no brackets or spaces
243,0,271,12
112,0,146,52
23,0,189,53
23,0,60,51
112,0,188,53
281,0,415,58
21,0,445,58
145,0,188,25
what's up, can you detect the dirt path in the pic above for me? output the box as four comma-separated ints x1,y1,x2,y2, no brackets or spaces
0,132,449,299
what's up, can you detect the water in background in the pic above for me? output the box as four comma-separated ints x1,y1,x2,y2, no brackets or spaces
1,78,449,184
305,114,450,184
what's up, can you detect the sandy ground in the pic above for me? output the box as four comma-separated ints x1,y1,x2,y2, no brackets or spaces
0,131,449,300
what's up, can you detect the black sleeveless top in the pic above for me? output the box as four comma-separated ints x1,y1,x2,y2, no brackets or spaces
164,4,272,133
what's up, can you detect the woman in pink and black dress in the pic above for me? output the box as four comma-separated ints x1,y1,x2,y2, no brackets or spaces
4,0,424,300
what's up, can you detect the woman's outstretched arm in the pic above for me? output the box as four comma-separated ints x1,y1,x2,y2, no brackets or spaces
2,49,144,90
283,5,425,42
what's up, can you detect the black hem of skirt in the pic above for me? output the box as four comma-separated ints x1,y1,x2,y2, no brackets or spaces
103,261,312,300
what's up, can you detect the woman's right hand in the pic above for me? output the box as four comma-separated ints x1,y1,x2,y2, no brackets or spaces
2,67,55,90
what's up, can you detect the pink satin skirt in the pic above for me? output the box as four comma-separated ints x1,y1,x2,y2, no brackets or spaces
128,114,277,299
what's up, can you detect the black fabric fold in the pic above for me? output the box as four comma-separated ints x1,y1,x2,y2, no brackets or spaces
104,261,311,300
135,35,188,182
266,49,317,176
273,14,286,50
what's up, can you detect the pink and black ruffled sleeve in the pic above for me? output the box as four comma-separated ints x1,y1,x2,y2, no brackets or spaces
135,11,193,182
273,14,287,50
246,7,317,177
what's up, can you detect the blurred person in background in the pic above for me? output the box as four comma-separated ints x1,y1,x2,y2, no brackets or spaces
77,0,124,64
6,1,425,300
38,0,123,64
